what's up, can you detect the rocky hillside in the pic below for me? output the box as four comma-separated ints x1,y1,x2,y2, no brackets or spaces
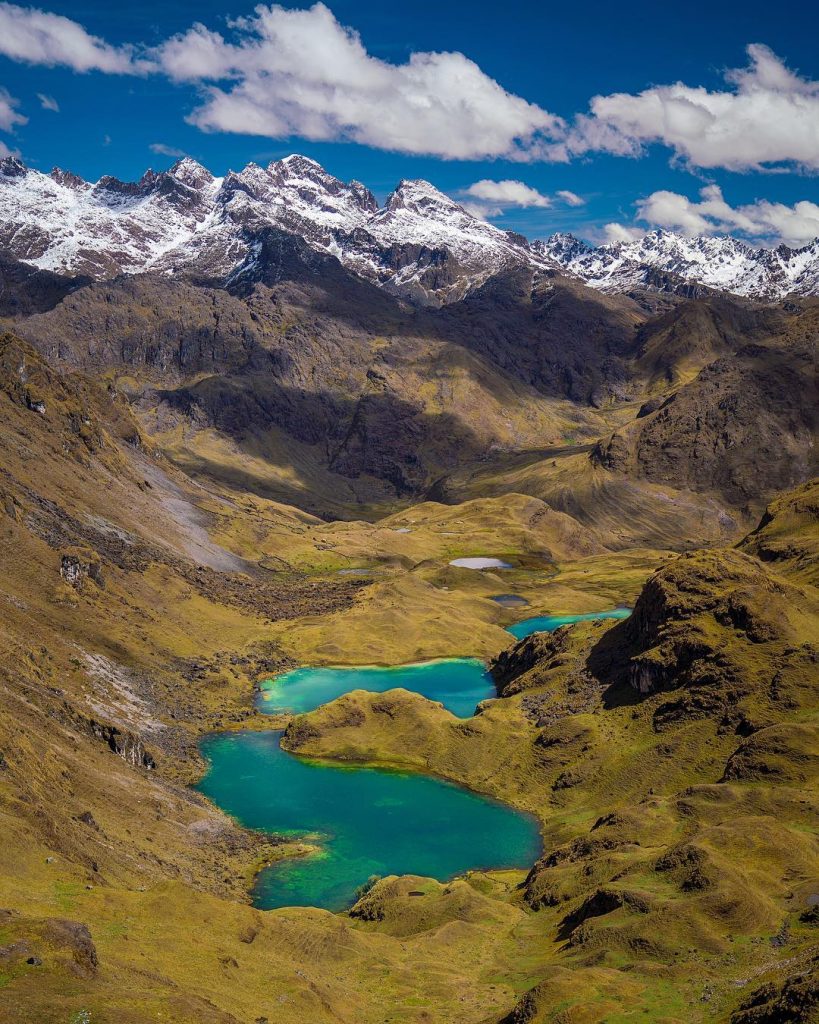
591,303,817,508
5,234,812,525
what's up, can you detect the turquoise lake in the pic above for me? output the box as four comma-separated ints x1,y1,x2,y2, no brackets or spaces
507,607,631,640
258,658,496,719
197,731,541,911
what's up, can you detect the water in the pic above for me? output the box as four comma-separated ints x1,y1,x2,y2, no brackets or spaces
259,658,496,720
449,557,512,569
489,594,530,608
507,607,631,640
197,731,541,911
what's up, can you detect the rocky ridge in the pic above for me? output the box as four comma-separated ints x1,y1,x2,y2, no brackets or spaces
538,230,819,300
4,154,819,306
0,154,554,306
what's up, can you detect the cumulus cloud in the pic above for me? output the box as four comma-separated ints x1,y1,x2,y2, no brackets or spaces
1,4,815,178
464,179,551,209
149,142,186,158
0,2,152,74
606,185,819,248
155,3,561,160
460,179,585,219
37,91,58,111
563,44,819,172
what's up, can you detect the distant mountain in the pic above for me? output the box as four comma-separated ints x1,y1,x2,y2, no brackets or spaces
0,154,553,306
3,155,818,305
537,230,819,299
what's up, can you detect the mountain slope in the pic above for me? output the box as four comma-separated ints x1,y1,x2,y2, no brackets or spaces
592,307,818,508
14,241,652,507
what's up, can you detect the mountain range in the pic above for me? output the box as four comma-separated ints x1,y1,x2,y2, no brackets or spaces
2,154,819,306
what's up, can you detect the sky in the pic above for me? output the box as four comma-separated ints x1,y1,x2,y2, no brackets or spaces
0,0,818,245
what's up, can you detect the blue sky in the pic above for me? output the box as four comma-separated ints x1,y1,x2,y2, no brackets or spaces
1,0,818,244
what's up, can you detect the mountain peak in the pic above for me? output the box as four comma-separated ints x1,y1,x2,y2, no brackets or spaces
0,157,27,178
385,179,463,215
50,167,87,190
169,157,214,189
279,154,324,170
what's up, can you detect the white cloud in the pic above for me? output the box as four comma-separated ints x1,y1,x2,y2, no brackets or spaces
563,44,819,172
0,87,25,131
155,3,562,160
0,2,152,74
460,179,586,220
603,223,645,244
464,179,551,208
611,185,819,248
37,91,58,111
556,189,584,207
149,142,186,158
0,5,815,180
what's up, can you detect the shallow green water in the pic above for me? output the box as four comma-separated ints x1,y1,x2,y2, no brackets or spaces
258,658,495,719
507,607,631,640
197,731,541,911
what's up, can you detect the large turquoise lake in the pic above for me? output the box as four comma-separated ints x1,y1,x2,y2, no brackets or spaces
258,658,496,719
199,657,540,911
198,731,541,912
507,608,631,640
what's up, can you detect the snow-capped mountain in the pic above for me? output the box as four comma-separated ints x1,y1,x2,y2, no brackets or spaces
3,154,818,305
536,231,819,299
0,155,551,305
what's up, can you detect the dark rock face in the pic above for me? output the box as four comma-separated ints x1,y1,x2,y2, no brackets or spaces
0,254,89,317
592,316,818,507
44,920,99,979
88,721,156,769
490,633,563,695
730,960,819,1024
60,551,104,590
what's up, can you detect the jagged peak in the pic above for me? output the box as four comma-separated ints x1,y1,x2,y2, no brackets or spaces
50,167,87,189
384,178,464,214
169,157,213,188
279,153,324,171
539,232,590,256
268,153,345,188
0,156,27,178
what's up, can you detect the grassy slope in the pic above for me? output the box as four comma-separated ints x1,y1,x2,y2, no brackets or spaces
0,328,816,1023
283,482,819,1023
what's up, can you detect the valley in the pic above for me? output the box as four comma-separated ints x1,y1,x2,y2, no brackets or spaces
0,151,816,1024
